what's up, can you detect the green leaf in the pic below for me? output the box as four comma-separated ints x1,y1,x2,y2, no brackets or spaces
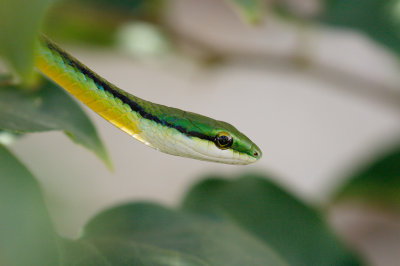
226,0,265,24
0,145,60,265
71,202,287,265
42,0,167,46
0,0,53,81
62,237,215,266
333,143,400,209
0,77,112,169
318,0,400,56
182,173,362,266
77,0,165,19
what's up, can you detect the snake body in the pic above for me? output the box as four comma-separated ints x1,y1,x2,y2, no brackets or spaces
35,36,262,164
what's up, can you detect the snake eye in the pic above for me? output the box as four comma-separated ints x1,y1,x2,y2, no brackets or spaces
215,132,233,149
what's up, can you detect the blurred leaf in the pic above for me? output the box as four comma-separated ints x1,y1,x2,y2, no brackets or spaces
0,77,112,169
43,2,119,46
71,202,287,265
43,13,116,47
43,0,166,46
333,144,400,209
79,0,165,20
0,145,59,265
0,0,53,81
226,0,266,24
0,74,13,85
183,173,361,266
319,0,400,56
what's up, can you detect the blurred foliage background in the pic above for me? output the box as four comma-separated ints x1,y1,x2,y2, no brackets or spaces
1,0,400,265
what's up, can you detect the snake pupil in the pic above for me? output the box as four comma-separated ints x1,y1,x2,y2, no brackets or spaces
215,132,233,149
219,136,229,145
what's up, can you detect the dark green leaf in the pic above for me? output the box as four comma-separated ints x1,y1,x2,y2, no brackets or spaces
226,0,265,24
182,173,361,266
333,143,400,209
0,145,59,266
318,0,400,56
0,0,53,81
77,0,165,19
0,77,111,169
72,202,287,266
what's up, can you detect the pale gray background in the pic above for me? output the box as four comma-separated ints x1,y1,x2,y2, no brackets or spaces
8,0,400,265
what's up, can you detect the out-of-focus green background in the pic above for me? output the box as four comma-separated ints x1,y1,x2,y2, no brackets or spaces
1,0,400,265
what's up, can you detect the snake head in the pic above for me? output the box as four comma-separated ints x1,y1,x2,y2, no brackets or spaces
143,109,263,165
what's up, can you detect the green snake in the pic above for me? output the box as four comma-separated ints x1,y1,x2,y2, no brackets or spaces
35,35,262,165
